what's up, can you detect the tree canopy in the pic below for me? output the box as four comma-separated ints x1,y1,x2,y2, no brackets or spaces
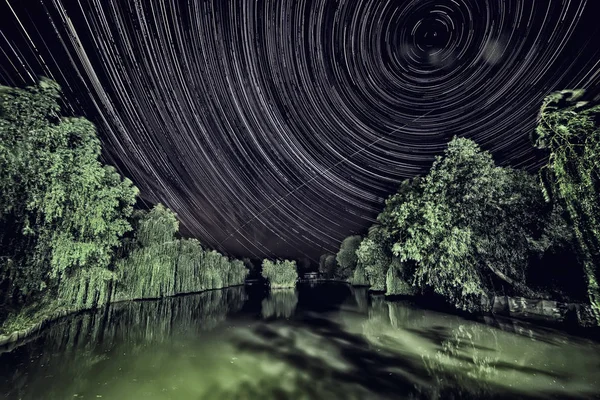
0,80,248,335
388,138,561,310
534,89,600,321
0,80,138,304
335,235,362,281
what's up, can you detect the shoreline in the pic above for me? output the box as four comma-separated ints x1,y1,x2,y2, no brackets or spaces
0,284,245,349
2,281,596,352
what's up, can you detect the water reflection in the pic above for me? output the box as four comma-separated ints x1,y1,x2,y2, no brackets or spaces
0,287,246,399
0,283,598,400
261,289,298,319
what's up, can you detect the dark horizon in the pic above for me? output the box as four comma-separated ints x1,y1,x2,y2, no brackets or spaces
1,0,599,260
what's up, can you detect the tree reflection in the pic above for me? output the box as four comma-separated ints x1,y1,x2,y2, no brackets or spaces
0,287,246,399
261,289,298,319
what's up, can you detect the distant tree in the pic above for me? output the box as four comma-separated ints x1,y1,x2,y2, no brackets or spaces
318,254,328,275
261,259,298,289
298,257,312,275
318,253,337,278
534,90,600,322
335,235,362,281
242,257,258,278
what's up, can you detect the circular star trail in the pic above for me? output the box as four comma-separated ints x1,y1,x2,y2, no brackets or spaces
1,0,599,260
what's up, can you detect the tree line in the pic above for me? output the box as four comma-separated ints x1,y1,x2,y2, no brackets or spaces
0,80,247,334
319,90,600,325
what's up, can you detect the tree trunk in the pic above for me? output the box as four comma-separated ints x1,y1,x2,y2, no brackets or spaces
485,262,538,298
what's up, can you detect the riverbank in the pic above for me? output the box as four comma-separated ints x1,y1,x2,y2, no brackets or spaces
2,283,599,399
0,283,245,348
483,295,596,328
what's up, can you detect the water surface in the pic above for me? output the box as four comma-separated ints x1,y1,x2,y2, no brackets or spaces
1,283,599,399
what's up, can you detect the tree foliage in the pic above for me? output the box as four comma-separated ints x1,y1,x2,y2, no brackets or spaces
261,259,298,288
115,205,247,301
335,235,362,281
388,138,557,311
356,238,388,291
0,80,248,334
353,179,423,291
534,90,600,322
318,254,337,278
0,79,137,305
355,138,569,311
385,258,416,296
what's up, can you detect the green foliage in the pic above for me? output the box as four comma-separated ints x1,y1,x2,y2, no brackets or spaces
335,235,362,281
353,138,566,311
0,80,137,304
115,205,247,301
57,267,115,310
136,204,179,247
388,138,555,311
535,90,600,322
385,258,416,296
0,80,248,338
350,262,369,286
318,254,337,278
353,179,424,292
356,238,388,291
261,259,298,288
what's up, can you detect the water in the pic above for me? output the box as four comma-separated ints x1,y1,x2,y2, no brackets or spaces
0,283,599,399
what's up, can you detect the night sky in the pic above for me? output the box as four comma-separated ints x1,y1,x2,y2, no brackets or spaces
1,0,599,261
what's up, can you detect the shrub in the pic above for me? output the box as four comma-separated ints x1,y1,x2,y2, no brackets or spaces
261,259,298,289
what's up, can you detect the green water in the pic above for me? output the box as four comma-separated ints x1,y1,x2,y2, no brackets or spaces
0,283,598,399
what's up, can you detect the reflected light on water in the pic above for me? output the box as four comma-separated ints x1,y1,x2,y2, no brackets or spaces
0,284,598,399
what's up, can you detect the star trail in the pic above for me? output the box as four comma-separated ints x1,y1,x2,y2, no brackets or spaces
1,0,599,260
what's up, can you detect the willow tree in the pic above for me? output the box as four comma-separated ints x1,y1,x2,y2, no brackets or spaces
534,90,600,322
115,204,248,300
261,259,297,288
0,79,137,307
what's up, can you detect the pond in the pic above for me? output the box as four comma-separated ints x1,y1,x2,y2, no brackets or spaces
0,283,599,399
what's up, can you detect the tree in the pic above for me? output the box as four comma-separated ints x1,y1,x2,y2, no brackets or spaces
0,80,249,337
356,238,388,291
390,138,554,311
298,257,311,275
335,235,362,281
0,79,137,306
534,90,600,322
354,179,423,292
386,258,416,296
318,253,337,278
242,257,259,278
261,259,298,288
115,204,248,301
